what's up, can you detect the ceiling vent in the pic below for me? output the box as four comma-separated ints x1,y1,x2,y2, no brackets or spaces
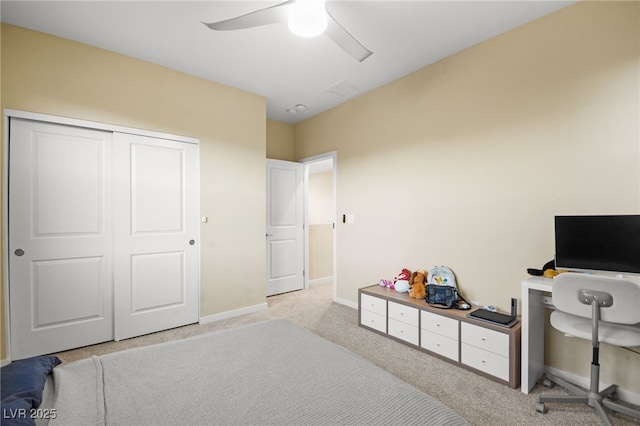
323,79,364,100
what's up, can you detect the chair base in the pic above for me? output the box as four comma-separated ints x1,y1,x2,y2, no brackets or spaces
536,372,640,426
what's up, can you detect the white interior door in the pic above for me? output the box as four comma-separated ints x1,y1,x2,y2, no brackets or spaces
266,159,304,296
112,133,199,340
8,118,114,359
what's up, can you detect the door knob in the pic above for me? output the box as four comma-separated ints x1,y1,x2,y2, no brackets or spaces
189,240,195,245
14,249,25,256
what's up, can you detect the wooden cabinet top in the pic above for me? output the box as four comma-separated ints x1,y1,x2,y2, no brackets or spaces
360,284,521,336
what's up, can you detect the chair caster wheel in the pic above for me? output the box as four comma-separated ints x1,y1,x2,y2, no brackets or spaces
535,402,548,414
543,378,555,389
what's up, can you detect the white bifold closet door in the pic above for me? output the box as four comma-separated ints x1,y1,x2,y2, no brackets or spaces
8,119,114,359
112,132,199,341
8,118,199,360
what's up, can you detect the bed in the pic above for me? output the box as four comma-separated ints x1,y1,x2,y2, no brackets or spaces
2,319,469,425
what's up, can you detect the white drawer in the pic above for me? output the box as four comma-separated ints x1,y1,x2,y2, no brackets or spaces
360,293,387,316
388,318,419,346
462,343,509,381
421,310,459,339
421,329,459,361
360,309,387,333
388,301,418,327
461,322,509,357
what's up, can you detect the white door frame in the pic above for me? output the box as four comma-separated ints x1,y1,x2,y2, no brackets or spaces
300,151,337,301
2,109,199,362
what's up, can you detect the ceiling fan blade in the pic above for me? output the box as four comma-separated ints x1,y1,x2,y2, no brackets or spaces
324,10,372,62
204,1,292,31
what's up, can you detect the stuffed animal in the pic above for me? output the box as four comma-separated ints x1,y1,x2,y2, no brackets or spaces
394,268,411,284
379,279,394,289
409,269,427,299
392,268,411,292
526,259,565,278
544,268,562,278
394,280,410,293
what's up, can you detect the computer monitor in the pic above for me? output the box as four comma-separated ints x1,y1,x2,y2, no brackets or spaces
554,215,640,275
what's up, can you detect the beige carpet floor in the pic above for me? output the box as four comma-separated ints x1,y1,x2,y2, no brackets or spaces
56,283,639,425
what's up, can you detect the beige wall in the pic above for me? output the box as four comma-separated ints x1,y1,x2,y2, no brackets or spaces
308,225,333,280
308,171,334,224
1,24,267,360
308,171,334,280
266,119,295,161
294,1,640,391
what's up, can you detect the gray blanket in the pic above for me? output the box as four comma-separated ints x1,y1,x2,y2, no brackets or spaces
39,319,469,425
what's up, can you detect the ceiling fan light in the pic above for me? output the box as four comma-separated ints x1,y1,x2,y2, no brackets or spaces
288,0,327,38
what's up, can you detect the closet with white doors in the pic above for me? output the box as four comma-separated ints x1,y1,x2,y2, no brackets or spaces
6,112,200,360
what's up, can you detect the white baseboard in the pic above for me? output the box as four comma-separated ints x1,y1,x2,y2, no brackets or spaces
1,358,10,367
334,296,357,310
199,302,268,324
545,365,640,406
309,276,333,286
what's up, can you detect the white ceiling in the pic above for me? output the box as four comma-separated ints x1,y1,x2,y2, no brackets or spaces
1,1,575,124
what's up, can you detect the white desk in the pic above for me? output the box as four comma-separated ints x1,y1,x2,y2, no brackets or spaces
521,276,554,394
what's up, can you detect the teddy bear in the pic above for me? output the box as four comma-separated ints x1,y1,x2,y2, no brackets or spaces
409,269,427,299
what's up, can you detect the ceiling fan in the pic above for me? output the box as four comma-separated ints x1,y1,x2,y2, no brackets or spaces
203,0,373,62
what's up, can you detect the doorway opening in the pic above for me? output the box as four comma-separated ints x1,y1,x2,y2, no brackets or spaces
302,152,337,301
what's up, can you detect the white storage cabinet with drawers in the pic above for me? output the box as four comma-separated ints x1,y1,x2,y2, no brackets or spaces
358,285,521,389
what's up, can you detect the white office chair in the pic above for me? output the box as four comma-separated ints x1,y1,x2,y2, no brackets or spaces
535,272,640,425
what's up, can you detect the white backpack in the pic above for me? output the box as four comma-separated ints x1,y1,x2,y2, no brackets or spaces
428,266,457,287
426,266,470,310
